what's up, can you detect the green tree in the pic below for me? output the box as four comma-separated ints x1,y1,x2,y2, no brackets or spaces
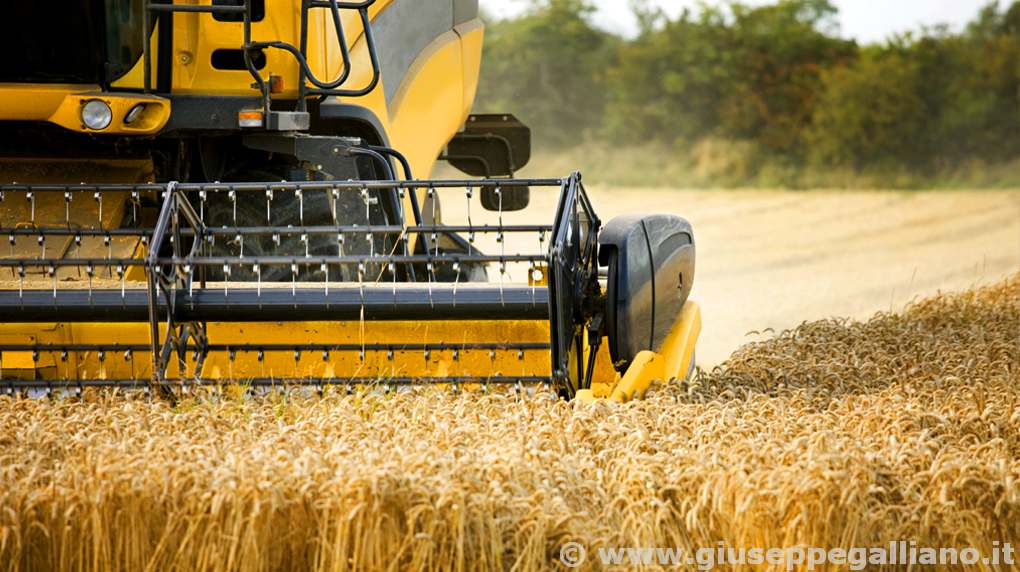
603,5,734,146
807,49,926,168
719,0,855,153
474,0,616,147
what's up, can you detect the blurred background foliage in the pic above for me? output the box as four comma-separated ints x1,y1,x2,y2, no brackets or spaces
473,0,1020,188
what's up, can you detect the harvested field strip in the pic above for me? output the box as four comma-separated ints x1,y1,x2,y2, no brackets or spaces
0,276,1018,571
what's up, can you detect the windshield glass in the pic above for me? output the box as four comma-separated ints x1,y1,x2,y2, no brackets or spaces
0,0,144,85
104,0,147,83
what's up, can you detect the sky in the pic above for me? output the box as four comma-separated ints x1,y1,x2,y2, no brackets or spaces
481,0,995,43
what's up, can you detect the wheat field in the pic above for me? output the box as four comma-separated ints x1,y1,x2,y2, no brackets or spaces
1,274,1016,571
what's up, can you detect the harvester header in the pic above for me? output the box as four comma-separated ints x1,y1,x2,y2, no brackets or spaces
0,0,700,402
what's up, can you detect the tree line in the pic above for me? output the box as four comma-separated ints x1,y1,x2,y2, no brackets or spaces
474,0,1020,187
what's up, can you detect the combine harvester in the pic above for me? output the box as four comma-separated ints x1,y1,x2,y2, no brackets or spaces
0,0,699,402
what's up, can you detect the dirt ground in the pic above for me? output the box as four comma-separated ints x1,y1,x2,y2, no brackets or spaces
443,187,1020,366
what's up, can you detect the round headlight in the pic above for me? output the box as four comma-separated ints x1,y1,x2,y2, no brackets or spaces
81,100,113,130
124,103,145,125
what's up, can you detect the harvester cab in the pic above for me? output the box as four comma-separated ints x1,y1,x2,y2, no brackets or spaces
0,0,700,401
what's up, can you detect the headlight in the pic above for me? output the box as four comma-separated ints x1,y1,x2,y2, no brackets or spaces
124,103,146,125
81,100,113,130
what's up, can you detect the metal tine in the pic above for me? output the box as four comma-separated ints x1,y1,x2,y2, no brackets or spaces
426,261,434,308
86,263,94,300
291,263,298,297
401,234,411,278
198,188,207,220
64,190,72,225
465,184,473,255
497,185,506,306
59,350,69,383
358,260,365,362
322,262,329,299
117,265,126,299
130,190,140,225
330,186,339,224
27,191,35,225
452,261,460,306
254,263,261,298
296,187,304,225
530,261,538,307
94,190,103,228
265,187,274,223
48,264,56,298
125,349,135,381
229,187,237,225
38,233,45,259
389,262,396,299
360,185,375,222
429,186,439,257
499,261,507,307
223,263,230,297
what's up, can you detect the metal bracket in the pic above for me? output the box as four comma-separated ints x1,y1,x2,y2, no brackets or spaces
242,133,362,179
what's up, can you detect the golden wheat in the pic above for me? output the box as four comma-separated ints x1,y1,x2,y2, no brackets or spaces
0,275,1017,571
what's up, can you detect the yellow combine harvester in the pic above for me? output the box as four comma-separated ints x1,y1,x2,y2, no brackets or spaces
0,0,699,402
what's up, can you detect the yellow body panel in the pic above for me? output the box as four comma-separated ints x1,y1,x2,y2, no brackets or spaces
385,31,467,177
0,86,170,135
578,301,702,403
0,320,552,383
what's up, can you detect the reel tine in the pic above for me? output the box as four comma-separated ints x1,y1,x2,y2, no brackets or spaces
322,262,329,299
94,190,103,228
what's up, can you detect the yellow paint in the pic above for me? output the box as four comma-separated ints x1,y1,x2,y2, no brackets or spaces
0,87,169,135
576,301,702,403
0,320,551,382
455,20,485,132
